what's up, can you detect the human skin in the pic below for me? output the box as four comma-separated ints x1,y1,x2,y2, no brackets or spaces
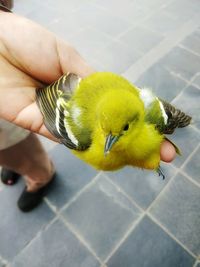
0,11,176,163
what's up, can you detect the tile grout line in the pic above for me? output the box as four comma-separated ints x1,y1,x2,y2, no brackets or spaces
169,83,189,103
103,173,144,212
191,125,200,134
179,169,200,189
179,143,200,170
143,159,200,260
10,215,59,264
170,164,200,190
145,166,179,213
84,0,175,56
44,197,59,213
171,159,200,189
59,214,103,265
102,163,195,262
165,66,200,89
169,76,200,97
179,44,200,58
45,171,102,215
115,0,175,40
193,259,200,267
123,13,200,81
46,195,105,265
147,213,197,259
59,172,102,212
103,213,146,264
104,163,197,263
45,172,146,266
192,82,200,91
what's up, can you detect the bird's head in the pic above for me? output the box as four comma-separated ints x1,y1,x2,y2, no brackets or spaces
97,89,144,155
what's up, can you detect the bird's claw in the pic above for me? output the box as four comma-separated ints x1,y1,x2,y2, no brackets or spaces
157,166,165,180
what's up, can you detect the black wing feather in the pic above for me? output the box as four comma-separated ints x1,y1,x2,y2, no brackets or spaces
159,99,192,134
36,74,82,150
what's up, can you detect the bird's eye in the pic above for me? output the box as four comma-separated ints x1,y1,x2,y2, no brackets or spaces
123,124,129,131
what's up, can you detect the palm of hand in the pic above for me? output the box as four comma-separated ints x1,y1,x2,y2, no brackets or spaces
0,53,49,137
0,11,92,141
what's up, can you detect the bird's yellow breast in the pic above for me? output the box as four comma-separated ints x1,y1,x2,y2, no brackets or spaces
73,123,164,171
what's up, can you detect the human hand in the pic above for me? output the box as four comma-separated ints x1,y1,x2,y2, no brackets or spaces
0,11,175,162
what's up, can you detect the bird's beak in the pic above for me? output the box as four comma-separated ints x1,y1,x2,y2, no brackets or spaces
104,134,119,155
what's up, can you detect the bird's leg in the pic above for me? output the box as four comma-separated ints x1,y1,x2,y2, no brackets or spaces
156,166,165,180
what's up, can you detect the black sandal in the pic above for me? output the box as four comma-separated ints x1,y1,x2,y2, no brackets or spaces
1,168,21,185
17,174,55,212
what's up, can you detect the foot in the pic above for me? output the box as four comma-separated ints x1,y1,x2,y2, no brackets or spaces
156,166,165,180
1,168,21,185
17,175,55,212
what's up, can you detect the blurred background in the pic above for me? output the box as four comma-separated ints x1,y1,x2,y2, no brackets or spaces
0,0,200,266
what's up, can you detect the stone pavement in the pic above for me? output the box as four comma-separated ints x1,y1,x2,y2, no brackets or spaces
0,0,200,266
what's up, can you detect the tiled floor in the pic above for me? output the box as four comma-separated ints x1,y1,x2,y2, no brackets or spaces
0,0,200,266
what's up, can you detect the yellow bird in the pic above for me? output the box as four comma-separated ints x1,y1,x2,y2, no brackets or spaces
36,72,191,178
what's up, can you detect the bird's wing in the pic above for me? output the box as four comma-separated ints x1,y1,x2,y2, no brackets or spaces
36,73,86,150
157,98,192,134
138,87,191,134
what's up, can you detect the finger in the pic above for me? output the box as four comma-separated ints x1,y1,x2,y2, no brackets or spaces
56,39,95,78
160,140,176,163
11,101,58,142
0,12,94,83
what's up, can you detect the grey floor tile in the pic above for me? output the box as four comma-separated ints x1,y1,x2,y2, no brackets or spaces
107,163,176,209
93,0,151,23
14,1,85,41
93,0,136,10
38,135,56,152
172,85,200,129
106,216,195,267
13,0,42,16
42,0,91,13
62,174,141,260
193,74,200,88
47,145,97,209
183,146,200,184
150,173,200,256
5,1,200,266
115,3,152,24
181,30,200,55
160,46,200,80
46,17,83,42
169,126,200,168
0,181,55,260
94,40,141,74
11,219,99,267
26,5,64,28
136,63,187,102
72,4,132,37
164,0,200,20
138,0,172,9
119,26,163,54
66,27,113,60
142,11,183,36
